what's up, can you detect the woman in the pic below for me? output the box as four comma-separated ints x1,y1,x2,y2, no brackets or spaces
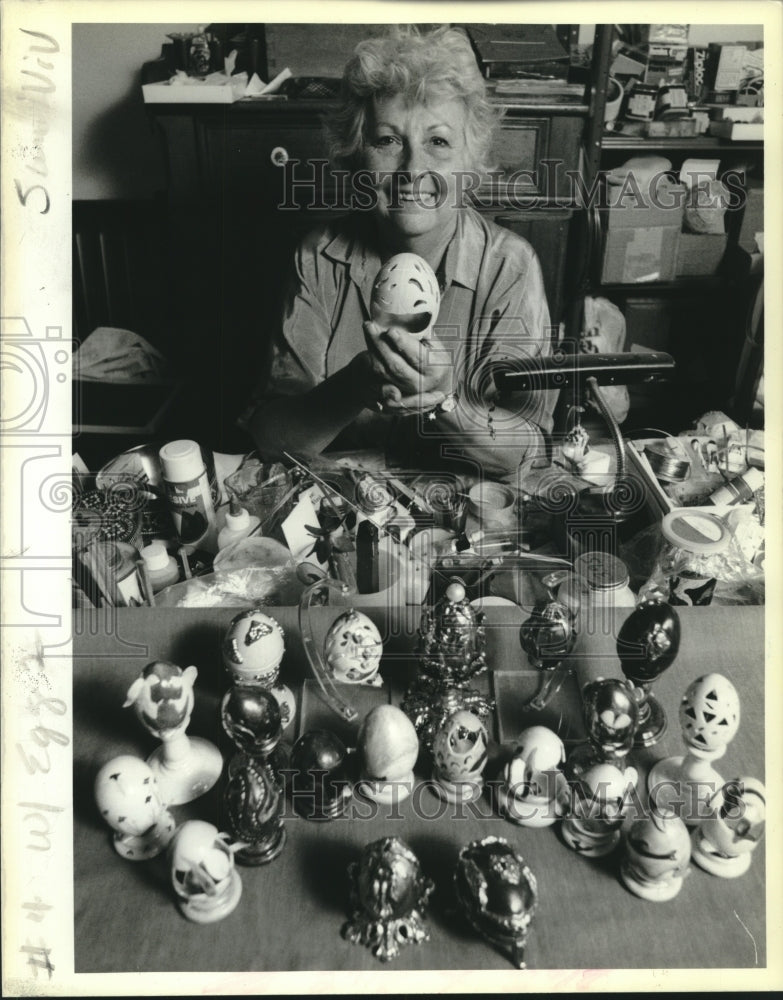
243,26,556,480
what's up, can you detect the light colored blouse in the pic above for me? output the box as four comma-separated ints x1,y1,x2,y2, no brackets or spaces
242,207,558,474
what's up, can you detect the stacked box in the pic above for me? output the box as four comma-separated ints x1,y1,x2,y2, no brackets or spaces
601,186,685,284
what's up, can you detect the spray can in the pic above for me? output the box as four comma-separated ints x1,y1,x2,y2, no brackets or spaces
159,439,218,553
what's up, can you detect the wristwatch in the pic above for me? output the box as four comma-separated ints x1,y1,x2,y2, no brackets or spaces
426,392,458,421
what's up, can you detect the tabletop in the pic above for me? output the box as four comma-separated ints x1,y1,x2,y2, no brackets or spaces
73,604,766,973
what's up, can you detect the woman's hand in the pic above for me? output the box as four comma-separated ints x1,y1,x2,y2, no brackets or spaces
363,321,453,414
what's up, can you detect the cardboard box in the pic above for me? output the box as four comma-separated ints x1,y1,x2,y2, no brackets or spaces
709,121,763,141
675,232,728,276
601,187,684,284
142,80,237,103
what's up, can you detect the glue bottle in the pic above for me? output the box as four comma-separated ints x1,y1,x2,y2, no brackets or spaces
140,541,181,593
159,439,218,553
217,497,261,550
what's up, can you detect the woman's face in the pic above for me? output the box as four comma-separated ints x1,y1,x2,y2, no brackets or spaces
361,93,472,243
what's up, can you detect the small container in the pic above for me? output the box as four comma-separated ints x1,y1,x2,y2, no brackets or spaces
706,467,763,507
160,439,218,553
655,83,689,119
104,541,143,606
574,551,636,610
217,498,261,550
467,482,516,531
625,81,658,121
140,542,180,593
641,509,731,606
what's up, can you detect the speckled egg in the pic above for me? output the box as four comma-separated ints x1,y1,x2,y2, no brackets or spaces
323,609,383,685
95,755,167,835
432,710,489,783
679,673,740,753
222,608,285,686
371,253,441,338
359,705,419,782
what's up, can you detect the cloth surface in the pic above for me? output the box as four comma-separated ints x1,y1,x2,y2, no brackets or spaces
240,208,557,471
73,604,765,973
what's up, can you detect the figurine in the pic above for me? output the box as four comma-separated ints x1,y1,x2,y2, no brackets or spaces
620,810,692,901
454,836,539,969
323,609,384,686
497,725,567,828
224,758,286,865
222,608,295,729
519,599,577,711
403,577,493,751
123,661,222,805
343,837,434,961
357,705,419,804
94,755,176,860
648,673,740,824
561,761,637,857
565,677,639,781
431,709,489,803
169,820,244,924
617,598,681,747
692,777,765,878
221,685,288,787
289,729,353,820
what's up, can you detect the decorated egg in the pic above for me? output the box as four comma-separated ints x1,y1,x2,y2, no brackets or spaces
221,686,282,756
679,673,740,753
583,678,639,752
573,762,634,826
123,661,197,738
359,705,419,783
371,253,441,338
222,608,285,686
224,758,286,865
617,599,681,684
290,729,353,819
700,776,766,860
94,754,173,844
624,812,691,884
504,726,565,797
323,609,383,685
432,709,488,783
519,600,576,668
454,836,539,969
169,820,243,923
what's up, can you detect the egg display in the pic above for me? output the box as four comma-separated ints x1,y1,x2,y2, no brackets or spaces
358,705,420,803
432,709,489,802
222,608,286,687
621,812,692,901
370,253,441,338
499,726,566,828
692,776,766,878
561,761,637,857
323,609,384,686
169,820,243,924
94,755,176,861
679,673,740,754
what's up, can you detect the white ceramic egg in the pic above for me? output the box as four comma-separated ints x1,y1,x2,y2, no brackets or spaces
323,609,383,685
371,253,441,338
679,673,740,754
432,709,489,784
94,754,176,860
359,705,419,783
222,608,285,685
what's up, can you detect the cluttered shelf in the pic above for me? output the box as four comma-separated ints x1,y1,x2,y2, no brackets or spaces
600,133,763,153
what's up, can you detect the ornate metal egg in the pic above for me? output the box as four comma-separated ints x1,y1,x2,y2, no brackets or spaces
582,678,639,751
617,599,681,684
432,709,488,783
371,253,441,338
224,758,285,865
221,686,282,756
222,608,285,686
290,729,353,819
323,609,383,685
454,836,539,969
679,673,740,753
519,600,576,668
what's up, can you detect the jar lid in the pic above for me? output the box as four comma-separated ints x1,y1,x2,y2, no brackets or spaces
141,542,169,571
574,551,629,591
661,509,729,555
159,439,204,483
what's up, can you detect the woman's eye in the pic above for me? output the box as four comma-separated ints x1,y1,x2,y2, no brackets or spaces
431,136,450,148
373,135,399,148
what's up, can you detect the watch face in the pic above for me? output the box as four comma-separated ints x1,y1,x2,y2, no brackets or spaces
441,394,457,413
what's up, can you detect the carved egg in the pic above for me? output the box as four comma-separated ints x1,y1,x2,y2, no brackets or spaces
95,754,167,835
359,705,419,782
371,253,441,338
679,673,740,753
432,710,489,783
222,608,285,686
324,609,383,685
504,726,565,797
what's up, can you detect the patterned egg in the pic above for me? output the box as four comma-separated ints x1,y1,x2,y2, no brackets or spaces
359,705,419,782
95,755,167,835
504,726,565,795
371,253,441,338
222,608,285,685
679,673,740,753
582,678,639,750
701,776,766,858
324,609,383,685
624,812,691,882
432,710,489,783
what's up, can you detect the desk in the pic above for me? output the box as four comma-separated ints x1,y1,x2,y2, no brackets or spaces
73,605,765,972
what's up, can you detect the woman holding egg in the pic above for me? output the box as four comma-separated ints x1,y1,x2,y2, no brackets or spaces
243,26,556,480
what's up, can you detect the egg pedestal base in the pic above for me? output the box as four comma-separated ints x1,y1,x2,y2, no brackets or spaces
561,819,621,857
620,865,685,901
691,830,752,878
357,776,413,805
148,734,223,806
497,788,558,828
177,871,243,924
113,814,176,861
432,772,483,804
648,748,725,826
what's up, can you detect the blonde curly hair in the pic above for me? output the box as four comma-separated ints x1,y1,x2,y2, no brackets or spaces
329,26,500,174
